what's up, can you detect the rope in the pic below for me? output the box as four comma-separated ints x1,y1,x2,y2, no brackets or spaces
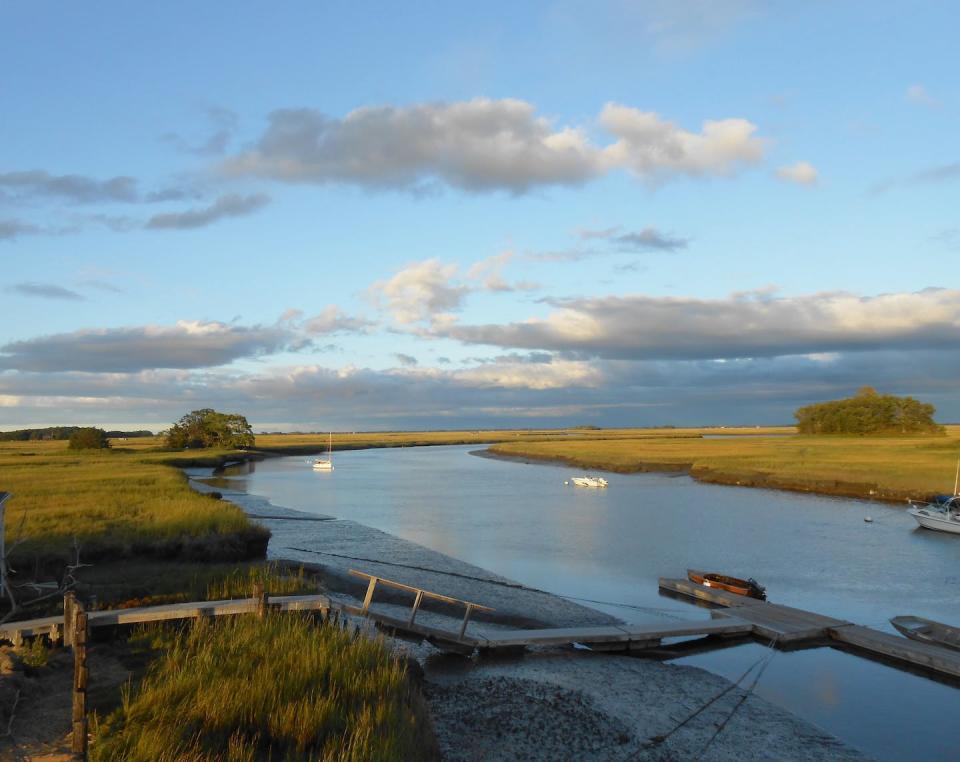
284,545,686,620
624,636,779,760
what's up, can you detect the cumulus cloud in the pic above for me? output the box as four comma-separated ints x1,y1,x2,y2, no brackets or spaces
394,353,418,367
0,320,299,372
302,305,374,334
6,282,85,301
145,193,270,230
776,161,819,186
223,98,766,193
369,259,471,324
444,288,960,361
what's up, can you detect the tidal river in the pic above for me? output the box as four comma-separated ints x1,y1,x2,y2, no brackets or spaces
213,444,959,760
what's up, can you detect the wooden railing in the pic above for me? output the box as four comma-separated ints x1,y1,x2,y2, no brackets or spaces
349,569,495,640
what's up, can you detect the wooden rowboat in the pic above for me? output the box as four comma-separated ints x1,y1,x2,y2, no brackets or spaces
891,615,960,651
687,569,766,600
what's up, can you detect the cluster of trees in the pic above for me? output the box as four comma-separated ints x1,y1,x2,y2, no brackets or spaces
795,387,942,435
0,427,152,442
165,409,255,449
68,427,111,450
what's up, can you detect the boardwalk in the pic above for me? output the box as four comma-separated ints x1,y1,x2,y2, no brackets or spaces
2,572,959,682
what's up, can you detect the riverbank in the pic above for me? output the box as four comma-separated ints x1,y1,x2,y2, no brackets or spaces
487,427,960,503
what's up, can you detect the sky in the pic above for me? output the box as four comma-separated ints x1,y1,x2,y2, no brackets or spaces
1,1,958,431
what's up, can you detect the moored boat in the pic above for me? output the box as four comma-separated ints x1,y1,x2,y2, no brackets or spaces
312,432,335,471
890,615,960,651
908,495,960,535
688,569,766,600
571,476,608,488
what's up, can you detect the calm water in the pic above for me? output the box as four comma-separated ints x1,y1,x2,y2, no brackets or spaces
219,445,959,760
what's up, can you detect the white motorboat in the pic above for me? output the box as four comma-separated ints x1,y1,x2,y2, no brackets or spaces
312,432,335,471
571,476,608,488
908,497,960,534
908,460,960,534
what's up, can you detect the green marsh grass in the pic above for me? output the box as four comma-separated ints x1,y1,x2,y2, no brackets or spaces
91,613,438,761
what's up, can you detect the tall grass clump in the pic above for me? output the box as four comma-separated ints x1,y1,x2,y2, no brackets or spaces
204,562,314,600
91,614,438,761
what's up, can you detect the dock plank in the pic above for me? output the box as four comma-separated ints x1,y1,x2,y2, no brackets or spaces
829,625,960,678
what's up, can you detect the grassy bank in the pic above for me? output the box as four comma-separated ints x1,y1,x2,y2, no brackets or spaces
0,440,268,571
249,426,781,455
489,427,960,501
91,613,438,761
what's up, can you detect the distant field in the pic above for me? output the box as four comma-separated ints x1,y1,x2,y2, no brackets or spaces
490,426,960,501
250,426,793,453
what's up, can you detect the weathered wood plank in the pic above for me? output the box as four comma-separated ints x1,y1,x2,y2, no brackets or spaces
829,624,960,678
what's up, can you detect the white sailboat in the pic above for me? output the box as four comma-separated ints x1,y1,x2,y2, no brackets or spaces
907,460,960,534
312,432,334,471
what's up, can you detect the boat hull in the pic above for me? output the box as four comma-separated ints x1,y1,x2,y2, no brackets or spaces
687,569,766,600
891,615,960,651
908,507,960,534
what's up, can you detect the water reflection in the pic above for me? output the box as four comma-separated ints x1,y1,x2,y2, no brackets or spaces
217,445,959,761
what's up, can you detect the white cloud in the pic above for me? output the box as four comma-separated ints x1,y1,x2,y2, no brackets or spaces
369,259,469,324
224,98,766,193
776,161,819,186
302,305,374,334
598,104,766,181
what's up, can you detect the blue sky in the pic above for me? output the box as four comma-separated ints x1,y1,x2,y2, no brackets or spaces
2,1,958,430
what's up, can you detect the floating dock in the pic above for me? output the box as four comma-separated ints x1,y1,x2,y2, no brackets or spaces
658,576,960,679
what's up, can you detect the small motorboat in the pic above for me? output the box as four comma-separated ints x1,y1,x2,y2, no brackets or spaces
688,569,766,600
571,476,608,488
890,615,960,651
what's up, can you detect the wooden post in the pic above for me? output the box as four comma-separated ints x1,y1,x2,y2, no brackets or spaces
253,581,267,618
361,576,378,612
63,592,76,648
408,590,424,626
71,609,88,760
458,603,475,641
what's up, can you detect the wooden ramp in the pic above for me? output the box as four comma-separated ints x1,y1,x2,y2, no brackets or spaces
659,576,960,680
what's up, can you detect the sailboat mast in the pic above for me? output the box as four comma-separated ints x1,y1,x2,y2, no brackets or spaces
954,457,959,496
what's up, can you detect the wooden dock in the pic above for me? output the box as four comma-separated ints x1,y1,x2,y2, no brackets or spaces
2,571,959,683
659,576,960,680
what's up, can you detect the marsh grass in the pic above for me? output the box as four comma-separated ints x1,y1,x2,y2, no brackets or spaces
204,562,315,600
491,426,960,499
91,614,438,761
0,441,267,570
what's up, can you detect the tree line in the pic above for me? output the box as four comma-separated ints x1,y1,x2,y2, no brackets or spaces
795,387,943,435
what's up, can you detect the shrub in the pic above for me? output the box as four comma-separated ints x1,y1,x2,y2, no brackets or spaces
68,427,111,450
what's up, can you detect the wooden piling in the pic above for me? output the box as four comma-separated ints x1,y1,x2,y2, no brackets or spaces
71,608,88,760
63,592,76,648
254,581,268,618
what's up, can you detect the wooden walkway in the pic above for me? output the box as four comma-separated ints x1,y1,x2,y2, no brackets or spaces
2,571,959,682
659,576,960,679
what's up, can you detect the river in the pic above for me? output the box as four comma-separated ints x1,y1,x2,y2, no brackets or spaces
213,444,959,760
